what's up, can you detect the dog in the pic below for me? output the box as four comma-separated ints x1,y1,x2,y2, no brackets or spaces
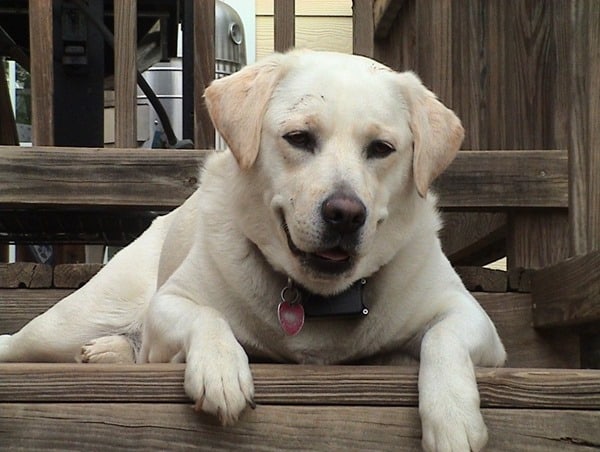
0,50,506,451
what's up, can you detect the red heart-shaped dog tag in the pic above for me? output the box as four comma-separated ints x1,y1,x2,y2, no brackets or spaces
278,301,305,336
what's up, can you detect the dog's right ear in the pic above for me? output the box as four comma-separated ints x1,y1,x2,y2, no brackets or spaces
204,54,286,169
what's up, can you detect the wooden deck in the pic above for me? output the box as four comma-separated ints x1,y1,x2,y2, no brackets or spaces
1,364,599,450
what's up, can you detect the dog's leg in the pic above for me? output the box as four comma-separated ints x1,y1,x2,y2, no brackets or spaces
140,291,255,425
418,302,506,452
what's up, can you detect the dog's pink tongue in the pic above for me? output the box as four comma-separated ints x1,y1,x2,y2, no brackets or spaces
316,249,350,261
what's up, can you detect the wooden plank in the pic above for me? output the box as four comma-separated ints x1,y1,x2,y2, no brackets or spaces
507,210,570,269
532,251,600,328
570,1,600,256
0,263,53,289
497,1,571,270
193,1,215,149
436,150,568,208
569,1,600,369
415,0,452,105
0,290,579,368
0,364,598,410
0,290,72,335
0,146,208,209
352,0,375,57
53,263,103,289
0,402,599,451
28,0,54,146
374,0,406,39
274,0,295,52
113,0,137,148
0,147,568,210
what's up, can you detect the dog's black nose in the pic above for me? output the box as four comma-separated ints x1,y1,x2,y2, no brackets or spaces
321,192,367,234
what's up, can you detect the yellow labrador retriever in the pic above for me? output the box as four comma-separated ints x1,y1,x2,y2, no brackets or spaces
0,50,506,451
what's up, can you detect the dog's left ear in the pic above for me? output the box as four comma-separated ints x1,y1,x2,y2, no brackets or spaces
399,72,464,197
204,54,286,169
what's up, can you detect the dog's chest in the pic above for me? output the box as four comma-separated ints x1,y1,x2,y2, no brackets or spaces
251,316,379,364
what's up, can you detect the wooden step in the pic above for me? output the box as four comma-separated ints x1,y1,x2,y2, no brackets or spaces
0,364,599,450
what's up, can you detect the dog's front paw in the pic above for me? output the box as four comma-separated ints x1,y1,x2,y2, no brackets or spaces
184,337,255,426
420,390,487,452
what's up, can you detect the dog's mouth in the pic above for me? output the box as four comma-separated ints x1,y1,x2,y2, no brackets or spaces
283,221,355,275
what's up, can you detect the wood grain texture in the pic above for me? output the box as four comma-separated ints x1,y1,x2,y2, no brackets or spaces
0,364,599,410
436,150,568,208
256,16,352,58
0,263,53,289
0,290,72,334
113,0,137,148
0,146,208,209
373,1,575,269
193,1,215,149
28,0,54,146
507,210,570,269
0,403,598,451
0,290,579,368
570,1,600,255
274,0,295,52
352,0,375,57
0,147,567,210
53,264,103,289
532,251,600,328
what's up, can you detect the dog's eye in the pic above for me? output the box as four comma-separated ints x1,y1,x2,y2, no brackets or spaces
366,140,396,159
283,131,316,152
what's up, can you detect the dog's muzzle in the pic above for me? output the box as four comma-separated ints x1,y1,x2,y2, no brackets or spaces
284,191,366,276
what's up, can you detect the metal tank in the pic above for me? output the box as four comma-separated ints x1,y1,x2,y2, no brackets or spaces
140,0,246,149
215,1,246,80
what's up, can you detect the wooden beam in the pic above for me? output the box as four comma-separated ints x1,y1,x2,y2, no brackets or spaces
352,0,375,57
0,147,209,209
193,1,215,148
274,0,295,52
0,364,598,410
0,147,568,210
28,0,54,146
532,251,600,328
374,0,406,39
436,150,568,209
0,263,53,289
569,0,600,369
113,0,137,148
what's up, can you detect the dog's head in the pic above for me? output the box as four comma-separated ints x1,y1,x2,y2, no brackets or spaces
205,50,463,295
